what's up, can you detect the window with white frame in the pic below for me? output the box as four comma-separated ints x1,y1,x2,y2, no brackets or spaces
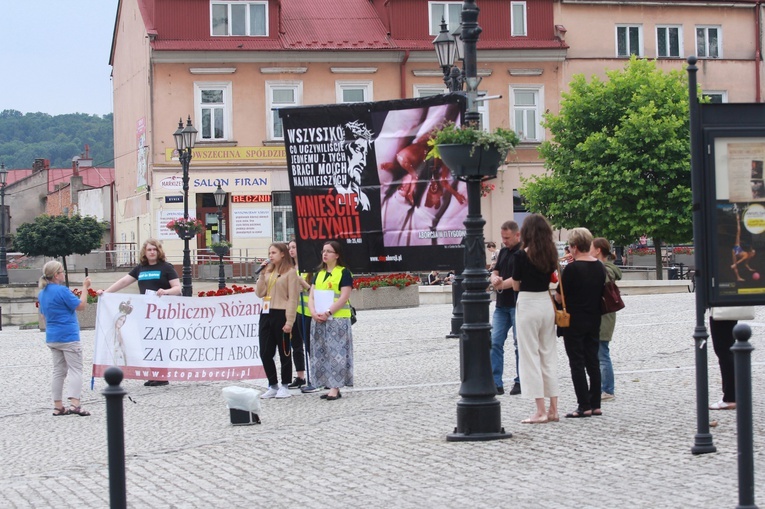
413,85,490,131
511,2,527,37
616,25,643,57
194,82,233,141
657,25,682,58
336,81,373,103
266,81,302,140
696,26,721,59
703,91,727,103
429,2,462,35
510,86,544,143
272,192,293,242
211,1,267,36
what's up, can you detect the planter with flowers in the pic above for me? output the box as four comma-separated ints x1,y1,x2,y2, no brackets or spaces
197,284,255,298
39,287,99,331
167,217,205,240
210,240,232,257
351,273,421,310
427,122,519,178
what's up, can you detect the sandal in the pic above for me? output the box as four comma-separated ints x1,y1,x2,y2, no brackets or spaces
52,407,69,416
565,408,592,418
68,406,91,416
591,408,602,416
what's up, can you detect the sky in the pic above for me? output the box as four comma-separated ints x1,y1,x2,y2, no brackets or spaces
0,1,119,117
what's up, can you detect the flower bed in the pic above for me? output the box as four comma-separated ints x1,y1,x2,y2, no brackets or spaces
350,274,421,310
197,284,255,297
352,273,420,290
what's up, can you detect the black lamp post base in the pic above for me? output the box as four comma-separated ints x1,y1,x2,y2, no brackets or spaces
446,399,512,442
691,434,716,455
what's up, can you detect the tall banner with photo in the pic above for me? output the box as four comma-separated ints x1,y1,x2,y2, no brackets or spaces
706,131,765,305
279,94,468,273
92,293,265,381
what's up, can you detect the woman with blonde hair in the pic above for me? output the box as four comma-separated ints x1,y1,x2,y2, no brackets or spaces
511,214,560,424
590,237,622,401
38,260,92,416
256,242,299,399
560,228,606,418
308,240,354,401
98,238,180,386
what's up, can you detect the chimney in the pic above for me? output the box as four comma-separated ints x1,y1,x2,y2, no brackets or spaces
77,144,93,167
33,158,50,173
72,157,80,176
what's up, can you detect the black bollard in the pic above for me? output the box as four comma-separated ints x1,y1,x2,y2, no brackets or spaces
446,274,464,338
731,323,758,509
103,366,127,509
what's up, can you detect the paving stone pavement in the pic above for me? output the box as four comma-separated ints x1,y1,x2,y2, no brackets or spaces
1,292,763,508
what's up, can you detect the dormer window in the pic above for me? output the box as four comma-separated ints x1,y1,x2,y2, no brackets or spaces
429,2,462,35
211,1,268,36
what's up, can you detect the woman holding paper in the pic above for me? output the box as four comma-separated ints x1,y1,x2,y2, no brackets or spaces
255,243,299,399
308,240,354,401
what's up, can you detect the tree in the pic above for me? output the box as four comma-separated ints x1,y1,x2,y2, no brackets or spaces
14,215,108,287
521,57,693,278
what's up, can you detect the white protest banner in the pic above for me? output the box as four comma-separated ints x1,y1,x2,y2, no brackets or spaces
92,292,264,382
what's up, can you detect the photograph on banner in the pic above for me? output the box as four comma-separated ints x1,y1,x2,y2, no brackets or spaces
92,292,265,382
710,136,765,301
280,94,468,274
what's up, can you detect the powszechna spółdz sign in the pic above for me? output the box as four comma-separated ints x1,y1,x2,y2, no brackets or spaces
92,293,265,382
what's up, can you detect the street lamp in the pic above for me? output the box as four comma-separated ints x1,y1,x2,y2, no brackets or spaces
0,163,8,285
214,184,227,290
173,116,197,297
434,17,463,93
435,1,509,442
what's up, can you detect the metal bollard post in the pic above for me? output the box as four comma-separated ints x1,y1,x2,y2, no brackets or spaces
731,323,758,509
102,366,127,509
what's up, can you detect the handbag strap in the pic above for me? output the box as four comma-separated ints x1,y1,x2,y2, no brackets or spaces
600,262,613,284
549,262,566,312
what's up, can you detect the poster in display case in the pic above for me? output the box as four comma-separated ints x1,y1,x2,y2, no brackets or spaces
705,129,765,305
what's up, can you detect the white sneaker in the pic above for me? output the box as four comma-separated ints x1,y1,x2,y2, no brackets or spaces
275,385,292,399
261,387,278,399
601,392,615,402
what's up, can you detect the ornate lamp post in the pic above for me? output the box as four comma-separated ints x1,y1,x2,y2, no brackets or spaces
214,184,227,290
434,1,510,442
0,163,8,285
173,116,197,297
434,16,467,338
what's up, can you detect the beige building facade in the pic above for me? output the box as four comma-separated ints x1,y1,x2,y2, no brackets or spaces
110,0,763,261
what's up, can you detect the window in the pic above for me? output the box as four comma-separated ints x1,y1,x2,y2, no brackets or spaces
336,81,373,103
413,85,489,131
194,82,233,141
429,2,462,35
616,25,643,57
703,91,727,103
272,192,293,242
211,1,267,36
696,26,721,59
266,81,302,140
657,25,682,58
511,2,527,37
510,86,544,143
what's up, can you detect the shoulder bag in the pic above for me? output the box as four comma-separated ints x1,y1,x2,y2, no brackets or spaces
601,264,625,314
549,264,570,328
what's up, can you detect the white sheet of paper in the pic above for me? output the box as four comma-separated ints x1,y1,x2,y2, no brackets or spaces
144,290,157,296
314,290,334,314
